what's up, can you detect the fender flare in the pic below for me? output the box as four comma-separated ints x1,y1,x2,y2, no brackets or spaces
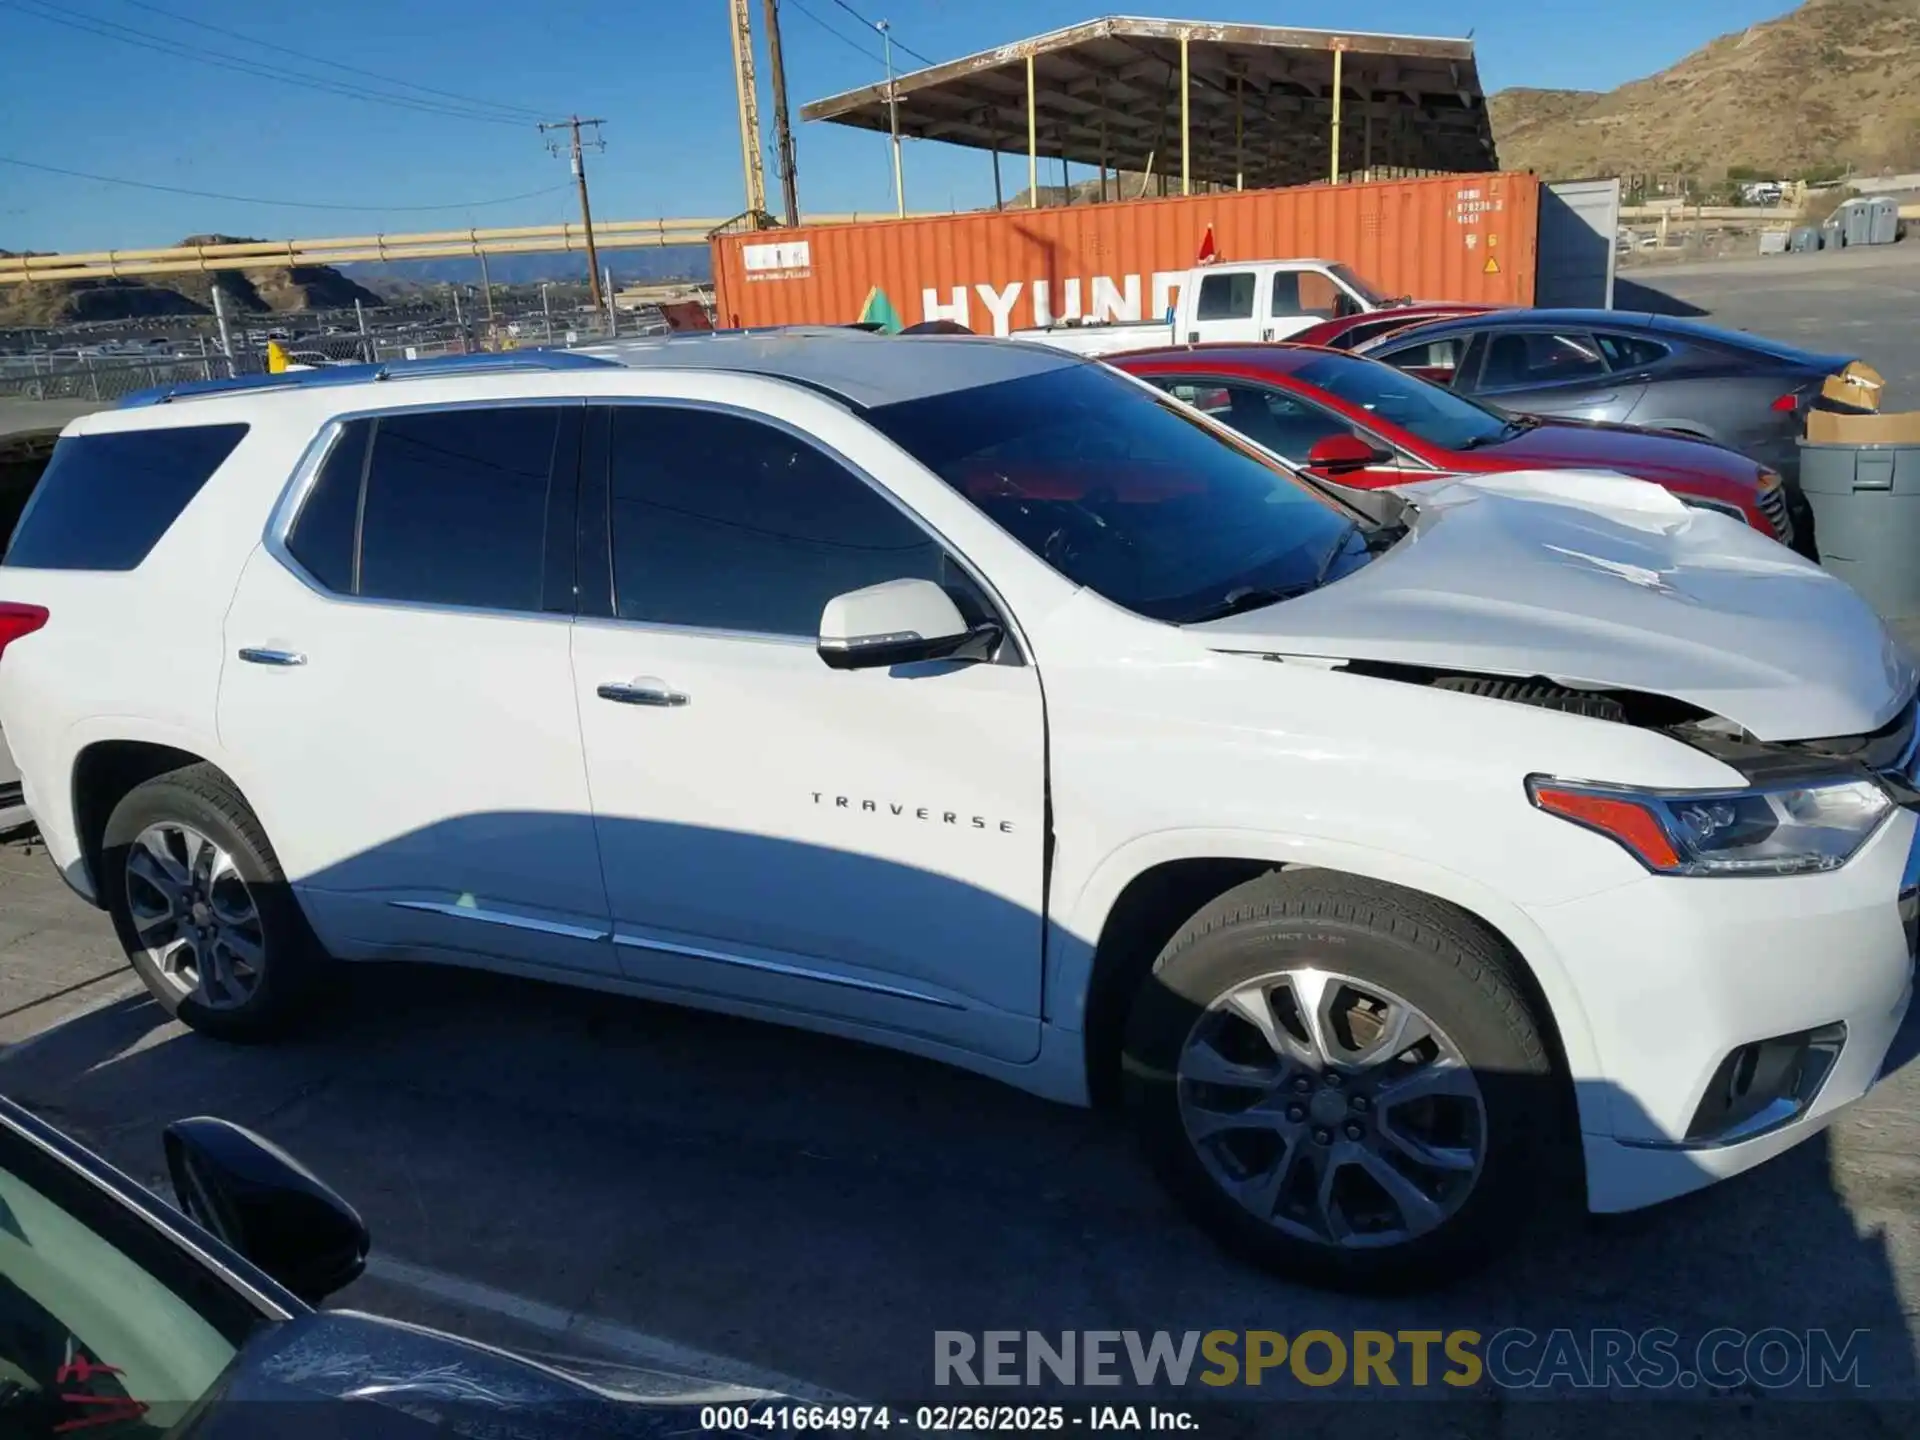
1052,827,1607,1129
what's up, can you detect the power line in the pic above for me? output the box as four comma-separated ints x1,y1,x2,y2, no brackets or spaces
0,156,570,212
783,0,885,65
824,0,936,66
109,0,548,120
0,0,531,125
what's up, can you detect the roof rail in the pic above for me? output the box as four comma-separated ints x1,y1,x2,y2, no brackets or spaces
116,349,618,408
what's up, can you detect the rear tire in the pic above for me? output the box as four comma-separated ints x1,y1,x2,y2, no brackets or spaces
1122,870,1561,1291
103,763,324,1041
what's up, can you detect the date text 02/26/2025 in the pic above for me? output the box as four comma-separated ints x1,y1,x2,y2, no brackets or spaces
699,1406,1199,1432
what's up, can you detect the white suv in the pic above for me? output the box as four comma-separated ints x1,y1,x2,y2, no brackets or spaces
0,334,1912,1289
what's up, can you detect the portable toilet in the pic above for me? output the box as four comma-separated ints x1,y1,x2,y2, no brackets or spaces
1865,195,1900,245
1789,226,1822,253
1839,197,1870,246
1823,211,1848,248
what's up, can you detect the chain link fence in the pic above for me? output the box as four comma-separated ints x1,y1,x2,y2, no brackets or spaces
0,298,675,405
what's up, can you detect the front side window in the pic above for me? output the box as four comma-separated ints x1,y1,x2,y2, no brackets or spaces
1477,331,1608,390
284,407,561,612
867,364,1364,624
1195,271,1256,321
1374,334,1471,387
1288,354,1511,452
4,424,247,572
1149,377,1351,462
605,406,950,637
0,1124,258,1437
1293,271,1344,320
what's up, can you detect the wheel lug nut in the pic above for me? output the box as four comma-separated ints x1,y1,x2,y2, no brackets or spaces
1344,1122,1364,1141
1313,1127,1333,1145
1286,1104,1306,1122
1351,1096,1370,1113
1291,1075,1313,1093
1325,1072,1342,1087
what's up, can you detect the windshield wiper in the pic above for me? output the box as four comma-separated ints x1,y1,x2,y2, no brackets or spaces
1459,415,1537,450
1179,584,1311,624
1313,518,1367,587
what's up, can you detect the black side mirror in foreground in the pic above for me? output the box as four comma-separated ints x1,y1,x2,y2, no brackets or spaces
164,1116,370,1306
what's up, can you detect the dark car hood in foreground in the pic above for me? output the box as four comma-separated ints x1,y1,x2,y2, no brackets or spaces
177,1311,784,1438
1192,468,1913,742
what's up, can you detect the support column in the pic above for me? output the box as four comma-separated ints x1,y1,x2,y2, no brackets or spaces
1234,72,1244,190
1329,46,1343,185
1362,92,1373,179
1027,55,1038,209
1099,106,1109,203
1179,33,1191,196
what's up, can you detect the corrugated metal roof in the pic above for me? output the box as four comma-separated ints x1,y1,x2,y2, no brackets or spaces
801,15,1495,191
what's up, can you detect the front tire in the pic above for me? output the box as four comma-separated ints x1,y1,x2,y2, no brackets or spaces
1123,871,1561,1291
103,763,323,1040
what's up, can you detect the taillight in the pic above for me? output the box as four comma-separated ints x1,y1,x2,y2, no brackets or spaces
0,603,49,659
1770,392,1799,413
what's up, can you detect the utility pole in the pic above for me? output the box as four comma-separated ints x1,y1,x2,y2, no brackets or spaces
540,115,607,311
726,0,768,218
879,19,904,217
762,0,801,225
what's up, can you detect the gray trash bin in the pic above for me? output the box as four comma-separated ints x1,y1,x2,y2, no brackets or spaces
1801,414,1920,618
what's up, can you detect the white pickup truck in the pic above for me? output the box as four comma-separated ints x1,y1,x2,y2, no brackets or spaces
1012,258,1404,357
0,332,1911,1291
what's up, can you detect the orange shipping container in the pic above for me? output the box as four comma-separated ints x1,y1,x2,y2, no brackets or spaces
713,173,1545,335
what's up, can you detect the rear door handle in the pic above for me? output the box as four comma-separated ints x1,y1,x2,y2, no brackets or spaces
597,678,688,707
237,647,306,667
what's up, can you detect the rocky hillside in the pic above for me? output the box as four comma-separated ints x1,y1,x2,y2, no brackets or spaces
0,234,382,326
1489,0,1920,179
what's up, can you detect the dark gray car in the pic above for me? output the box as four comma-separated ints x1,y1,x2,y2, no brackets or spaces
1356,308,1872,487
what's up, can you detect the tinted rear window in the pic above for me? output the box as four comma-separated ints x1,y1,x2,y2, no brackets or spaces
4,424,247,571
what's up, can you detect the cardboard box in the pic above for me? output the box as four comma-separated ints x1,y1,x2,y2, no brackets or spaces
1806,407,1920,445
1819,360,1886,411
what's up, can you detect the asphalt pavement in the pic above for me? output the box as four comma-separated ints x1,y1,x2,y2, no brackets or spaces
3,255,1920,1429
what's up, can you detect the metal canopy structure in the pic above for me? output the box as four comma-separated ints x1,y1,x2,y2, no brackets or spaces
800,15,1496,202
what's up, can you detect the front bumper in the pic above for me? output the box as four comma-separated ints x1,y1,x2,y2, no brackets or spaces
1526,806,1916,1213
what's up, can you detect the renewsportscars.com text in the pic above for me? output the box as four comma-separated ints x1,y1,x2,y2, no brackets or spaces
934,1328,1869,1391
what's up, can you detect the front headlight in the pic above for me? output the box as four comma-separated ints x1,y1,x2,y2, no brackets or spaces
1528,773,1893,876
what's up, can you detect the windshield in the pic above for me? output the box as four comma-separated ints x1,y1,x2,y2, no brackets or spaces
866,363,1366,623
1290,353,1511,452
1329,265,1392,308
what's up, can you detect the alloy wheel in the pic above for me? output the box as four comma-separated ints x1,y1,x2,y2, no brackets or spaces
1177,967,1486,1249
124,822,266,1010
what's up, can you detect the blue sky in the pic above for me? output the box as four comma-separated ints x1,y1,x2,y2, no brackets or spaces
1,0,1799,252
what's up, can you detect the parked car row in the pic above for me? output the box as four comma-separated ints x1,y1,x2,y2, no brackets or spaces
0,330,1911,1301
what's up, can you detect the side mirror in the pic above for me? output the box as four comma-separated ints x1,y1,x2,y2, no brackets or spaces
817,578,997,671
1306,432,1393,474
164,1117,369,1306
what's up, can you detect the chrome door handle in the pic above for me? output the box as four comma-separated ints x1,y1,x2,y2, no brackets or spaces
237,647,306,667
597,680,688,707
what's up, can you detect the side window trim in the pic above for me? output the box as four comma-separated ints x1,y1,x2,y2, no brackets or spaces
266,399,586,623
587,397,1025,664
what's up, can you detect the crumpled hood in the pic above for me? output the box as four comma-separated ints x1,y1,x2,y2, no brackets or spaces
1194,468,1915,742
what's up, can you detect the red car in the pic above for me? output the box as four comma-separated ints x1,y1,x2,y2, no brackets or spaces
1110,344,1801,553
1289,304,1495,352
